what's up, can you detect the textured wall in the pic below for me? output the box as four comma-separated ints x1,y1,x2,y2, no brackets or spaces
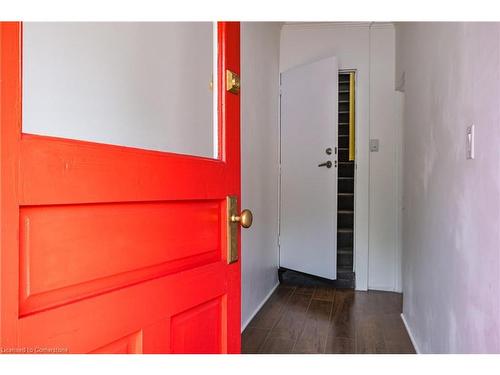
241,22,282,329
396,22,500,353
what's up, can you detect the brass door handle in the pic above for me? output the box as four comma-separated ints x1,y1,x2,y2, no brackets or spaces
231,209,253,228
227,196,252,264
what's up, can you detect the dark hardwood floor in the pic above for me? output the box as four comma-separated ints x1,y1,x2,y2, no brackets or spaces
242,284,415,354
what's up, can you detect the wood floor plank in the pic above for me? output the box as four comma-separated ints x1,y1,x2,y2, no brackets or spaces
243,283,415,355
294,285,316,296
385,339,416,354
355,316,387,354
241,327,269,354
325,337,355,354
376,292,403,315
329,288,355,339
380,313,416,354
248,285,295,330
269,291,312,341
313,286,336,301
259,337,295,354
293,299,333,353
351,291,380,317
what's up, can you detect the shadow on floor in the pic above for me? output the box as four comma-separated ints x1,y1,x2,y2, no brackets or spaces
242,283,415,354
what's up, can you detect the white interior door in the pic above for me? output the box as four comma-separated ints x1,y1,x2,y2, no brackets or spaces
280,56,338,280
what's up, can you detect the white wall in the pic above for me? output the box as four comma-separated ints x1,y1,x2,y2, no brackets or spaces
396,22,500,353
23,22,215,158
241,22,282,329
280,23,402,291
368,26,403,291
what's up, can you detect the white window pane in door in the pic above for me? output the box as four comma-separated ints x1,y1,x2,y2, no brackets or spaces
23,22,216,158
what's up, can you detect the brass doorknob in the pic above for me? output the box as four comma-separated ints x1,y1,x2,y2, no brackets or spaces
231,209,253,228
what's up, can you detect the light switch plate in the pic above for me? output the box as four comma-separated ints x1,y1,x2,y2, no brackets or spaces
466,125,475,160
370,139,379,152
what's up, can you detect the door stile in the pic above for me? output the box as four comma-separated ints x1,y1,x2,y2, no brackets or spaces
0,21,22,349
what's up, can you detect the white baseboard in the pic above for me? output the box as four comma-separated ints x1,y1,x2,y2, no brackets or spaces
367,284,402,293
241,282,280,333
400,313,421,354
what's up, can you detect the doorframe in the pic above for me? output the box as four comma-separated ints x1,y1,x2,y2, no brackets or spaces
277,65,368,289
350,67,369,291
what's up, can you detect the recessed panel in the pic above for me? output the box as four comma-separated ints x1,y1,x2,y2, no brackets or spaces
19,200,221,315
91,330,143,354
170,297,222,354
23,22,217,158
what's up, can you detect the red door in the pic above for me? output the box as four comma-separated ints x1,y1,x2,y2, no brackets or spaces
0,22,243,353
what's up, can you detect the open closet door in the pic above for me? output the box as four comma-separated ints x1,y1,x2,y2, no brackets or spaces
280,56,338,280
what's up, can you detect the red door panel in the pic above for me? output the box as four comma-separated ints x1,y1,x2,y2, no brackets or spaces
19,200,221,316
0,21,241,353
18,134,228,205
170,297,223,354
92,331,143,354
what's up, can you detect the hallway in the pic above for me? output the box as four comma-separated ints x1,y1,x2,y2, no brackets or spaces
1,19,499,358
242,284,415,354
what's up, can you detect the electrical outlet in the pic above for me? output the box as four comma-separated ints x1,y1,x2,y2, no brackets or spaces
466,125,475,160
